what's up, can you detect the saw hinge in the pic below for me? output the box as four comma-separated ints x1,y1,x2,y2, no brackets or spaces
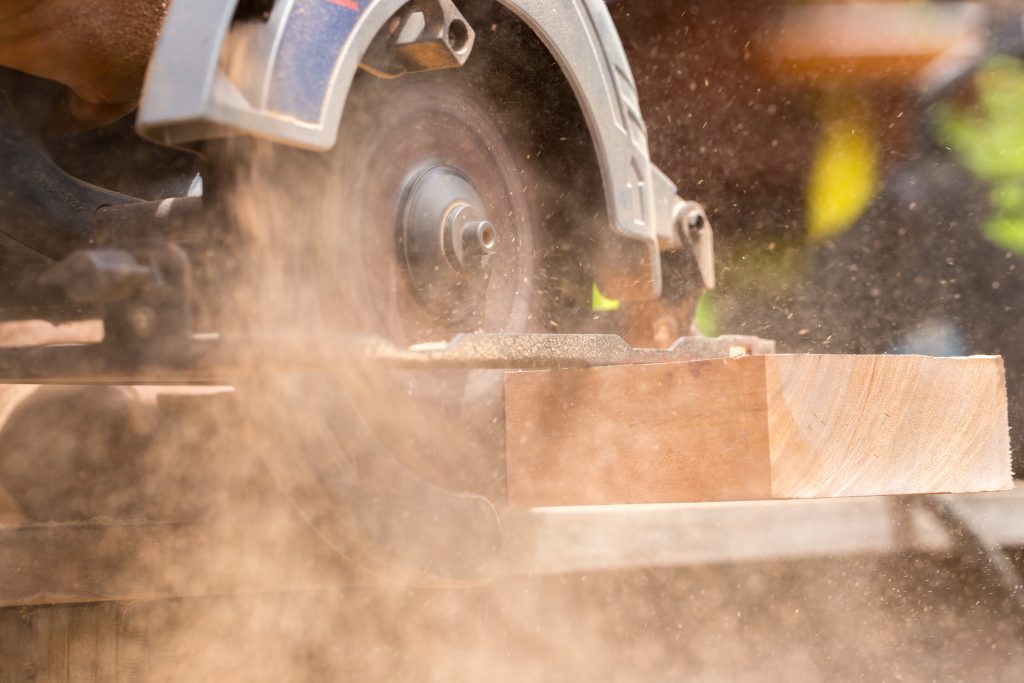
651,165,715,292
672,200,715,291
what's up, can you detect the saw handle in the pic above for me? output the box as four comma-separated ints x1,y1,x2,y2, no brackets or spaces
0,70,135,260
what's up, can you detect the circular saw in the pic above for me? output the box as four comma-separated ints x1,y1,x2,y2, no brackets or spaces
0,0,771,585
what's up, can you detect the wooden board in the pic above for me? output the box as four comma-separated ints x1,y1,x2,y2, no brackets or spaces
2,488,1023,606
502,487,1024,576
505,354,1013,507
764,3,982,85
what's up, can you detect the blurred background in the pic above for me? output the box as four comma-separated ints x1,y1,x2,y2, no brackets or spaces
612,0,1024,472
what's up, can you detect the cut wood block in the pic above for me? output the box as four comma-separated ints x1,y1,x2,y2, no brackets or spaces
505,355,1012,507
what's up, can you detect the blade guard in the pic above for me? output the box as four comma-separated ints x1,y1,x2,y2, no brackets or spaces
137,0,688,300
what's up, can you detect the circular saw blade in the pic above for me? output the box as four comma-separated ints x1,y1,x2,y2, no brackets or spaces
228,62,566,584
326,72,548,345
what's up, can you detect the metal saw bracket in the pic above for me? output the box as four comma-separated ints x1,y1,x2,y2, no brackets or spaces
360,0,477,77
137,0,705,301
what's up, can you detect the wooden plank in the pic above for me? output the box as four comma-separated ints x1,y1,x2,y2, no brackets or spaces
32,605,71,683
0,608,27,683
766,355,1010,498
0,488,1020,605
763,3,983,85
0,519,367,609
501,487,1024,576
505,354,1012,507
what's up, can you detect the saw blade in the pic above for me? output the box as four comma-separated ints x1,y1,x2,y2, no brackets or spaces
224,59,569,583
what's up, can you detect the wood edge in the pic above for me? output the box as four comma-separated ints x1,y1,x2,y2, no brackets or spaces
763,354,1013,500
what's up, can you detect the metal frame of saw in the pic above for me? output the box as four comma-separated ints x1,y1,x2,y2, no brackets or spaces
137,0,707,301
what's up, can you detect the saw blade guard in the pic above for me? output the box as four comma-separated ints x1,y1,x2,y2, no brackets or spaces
136,0,708,300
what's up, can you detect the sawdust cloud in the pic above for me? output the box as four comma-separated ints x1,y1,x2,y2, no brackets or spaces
1,118,1022,683
3,1,1024,679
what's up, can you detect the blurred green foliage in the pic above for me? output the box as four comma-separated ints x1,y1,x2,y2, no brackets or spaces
937,56,1024,253
695,292,717,337
806,91,879,242
590,282,620,312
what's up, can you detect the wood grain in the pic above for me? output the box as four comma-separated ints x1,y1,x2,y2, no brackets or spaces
505,355,1012,507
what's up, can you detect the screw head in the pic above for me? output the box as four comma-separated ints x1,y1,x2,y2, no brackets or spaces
463,220,498,258
687,211,706,233
445,204,499,274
